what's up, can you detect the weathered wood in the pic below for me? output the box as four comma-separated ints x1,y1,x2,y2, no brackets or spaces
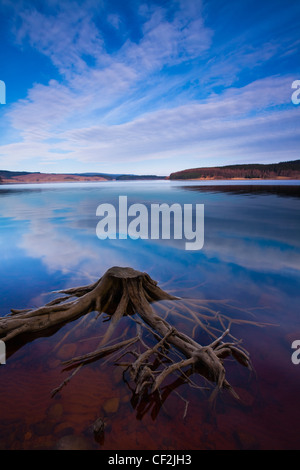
0,266,251,402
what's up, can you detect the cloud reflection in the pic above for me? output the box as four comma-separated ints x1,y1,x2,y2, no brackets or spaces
0,182,299,297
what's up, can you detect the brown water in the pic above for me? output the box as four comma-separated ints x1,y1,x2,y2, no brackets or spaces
0,293,299,451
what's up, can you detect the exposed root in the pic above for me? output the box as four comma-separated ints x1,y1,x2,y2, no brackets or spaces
0,266,255,408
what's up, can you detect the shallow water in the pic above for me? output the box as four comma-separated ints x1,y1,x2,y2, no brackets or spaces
0,180,300,450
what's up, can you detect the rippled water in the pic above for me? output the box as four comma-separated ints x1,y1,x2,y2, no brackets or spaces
0,180,300,450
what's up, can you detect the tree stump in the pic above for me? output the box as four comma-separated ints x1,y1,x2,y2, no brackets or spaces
0,266,252,402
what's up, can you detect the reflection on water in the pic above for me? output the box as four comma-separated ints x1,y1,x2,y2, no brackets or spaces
181,184,300,198
0,181,300,450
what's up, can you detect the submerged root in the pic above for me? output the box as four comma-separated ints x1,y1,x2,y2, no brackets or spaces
0,266,254,406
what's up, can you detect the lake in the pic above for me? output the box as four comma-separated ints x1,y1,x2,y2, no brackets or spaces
0,180,300,450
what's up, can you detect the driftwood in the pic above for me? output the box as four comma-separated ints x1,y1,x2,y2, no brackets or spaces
0,266,253,405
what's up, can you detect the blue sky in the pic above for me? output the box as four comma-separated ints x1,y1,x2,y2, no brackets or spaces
0,0,299,175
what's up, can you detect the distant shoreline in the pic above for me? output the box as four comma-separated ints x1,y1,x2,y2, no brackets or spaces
169,160,300,181
1,176,300,185
0,172,166,185
177,176,300,181
1,159,300,184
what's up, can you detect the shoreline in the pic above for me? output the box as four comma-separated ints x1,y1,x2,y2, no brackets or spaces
1,175,300,185
0,175,109,185
180,176,300,181
0,175,167,185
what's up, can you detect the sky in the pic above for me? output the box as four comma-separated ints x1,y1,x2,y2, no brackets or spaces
0,0,299,176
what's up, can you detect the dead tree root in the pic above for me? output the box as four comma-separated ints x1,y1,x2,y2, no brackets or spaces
0,266,254,404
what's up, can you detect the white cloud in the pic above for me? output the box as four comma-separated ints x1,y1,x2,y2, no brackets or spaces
14,2,106,78
0,0,299,174
1,73,298,173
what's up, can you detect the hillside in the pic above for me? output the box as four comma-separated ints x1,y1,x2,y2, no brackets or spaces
169,160,300,180
0,171,166,184
0,171,108,184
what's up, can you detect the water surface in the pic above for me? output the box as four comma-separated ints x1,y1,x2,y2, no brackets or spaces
0,180,299,450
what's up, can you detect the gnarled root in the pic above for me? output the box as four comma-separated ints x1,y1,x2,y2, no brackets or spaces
0,267,176,343
0,266,252,404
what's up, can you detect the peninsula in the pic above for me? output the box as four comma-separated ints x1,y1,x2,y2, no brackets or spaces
169,160,300,180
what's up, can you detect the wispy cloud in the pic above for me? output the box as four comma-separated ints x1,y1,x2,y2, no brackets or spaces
13,1,106,78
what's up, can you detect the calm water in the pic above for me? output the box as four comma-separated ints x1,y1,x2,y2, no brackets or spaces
0,180,300,450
